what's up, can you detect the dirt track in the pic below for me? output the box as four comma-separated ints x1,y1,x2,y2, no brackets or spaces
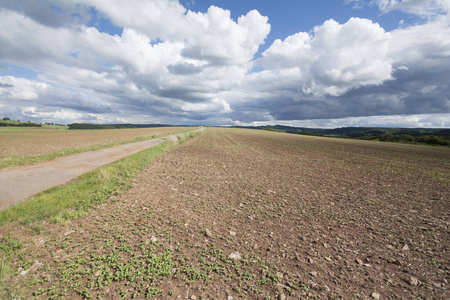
0,138,166,210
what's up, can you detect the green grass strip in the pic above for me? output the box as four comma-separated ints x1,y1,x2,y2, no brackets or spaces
0,140,175,226
0,128,198,169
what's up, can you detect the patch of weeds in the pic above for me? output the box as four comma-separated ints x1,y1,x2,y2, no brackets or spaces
146,286,161,298
20,259,34,271
0,233,22,257
256,272,281,285
27,225,43,236
431,168,450,183
30,240,176,299
116,286,127,299
181,263,207,282
33,287,46,296
0,233,22,281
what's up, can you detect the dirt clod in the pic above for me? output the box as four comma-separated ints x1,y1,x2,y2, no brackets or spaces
371,292,380,299
229,251,242,260
409,276,419,286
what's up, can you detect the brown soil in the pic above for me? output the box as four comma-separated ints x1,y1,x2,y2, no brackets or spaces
2,128,449,299
0,127,189,157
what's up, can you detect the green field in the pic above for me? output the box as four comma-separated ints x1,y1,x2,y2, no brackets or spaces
0,120,68,132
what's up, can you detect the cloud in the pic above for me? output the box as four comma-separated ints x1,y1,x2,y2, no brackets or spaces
346,0,450,18
376,0,450,17
167,62,203,75
0,0,89,28
0,1,448,127
238,4,449,124
0,75,116,117
345,0,365,9
239,113,450,128
181,7,270,66
73,0,188,40
0,82,14,88
258,18,393,96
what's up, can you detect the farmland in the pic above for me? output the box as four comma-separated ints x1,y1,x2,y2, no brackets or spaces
0,127,190,158
0,126,194,170
1,128,449,299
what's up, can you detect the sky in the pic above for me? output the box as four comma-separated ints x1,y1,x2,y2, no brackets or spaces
0,0,449,128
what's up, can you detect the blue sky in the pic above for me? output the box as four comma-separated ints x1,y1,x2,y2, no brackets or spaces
181,0,420,39
0,0,449,127
95,1,422,58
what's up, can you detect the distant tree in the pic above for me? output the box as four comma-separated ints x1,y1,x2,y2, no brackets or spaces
2,117,10,121
68,123,129,130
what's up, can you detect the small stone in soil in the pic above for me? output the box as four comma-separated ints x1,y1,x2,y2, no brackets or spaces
409,276,419,286
432,282,442,288
229,252,241,260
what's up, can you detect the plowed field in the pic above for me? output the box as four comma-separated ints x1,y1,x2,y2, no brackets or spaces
2,128,449,299
0,127,189,157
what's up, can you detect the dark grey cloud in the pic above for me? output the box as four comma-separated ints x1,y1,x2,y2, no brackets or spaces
1,0,82,28
227,62,450,124
181,47,230,66
42,97,115,114
167,62,203,75
0,82,14,88
157,88,211,103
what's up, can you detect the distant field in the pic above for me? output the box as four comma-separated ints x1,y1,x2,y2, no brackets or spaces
0,126,68,133
0,120,58,130
0,127,191,157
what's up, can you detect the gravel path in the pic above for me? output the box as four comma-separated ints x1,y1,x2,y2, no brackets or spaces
0,138,166,211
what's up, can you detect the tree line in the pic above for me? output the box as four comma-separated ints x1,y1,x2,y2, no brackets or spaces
361,134,450,146
0,117,42,127
68,123,134,130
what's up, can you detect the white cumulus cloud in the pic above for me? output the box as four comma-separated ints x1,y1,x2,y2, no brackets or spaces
258,17,393,96
182,6,270,65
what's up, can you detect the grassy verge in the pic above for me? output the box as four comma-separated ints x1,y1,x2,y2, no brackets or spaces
0,129,204,297
0,128,204,226
0,141,168,226
0,128,199,169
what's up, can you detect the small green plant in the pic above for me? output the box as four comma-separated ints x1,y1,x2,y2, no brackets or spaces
33,287,46,296
0,233,23,280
